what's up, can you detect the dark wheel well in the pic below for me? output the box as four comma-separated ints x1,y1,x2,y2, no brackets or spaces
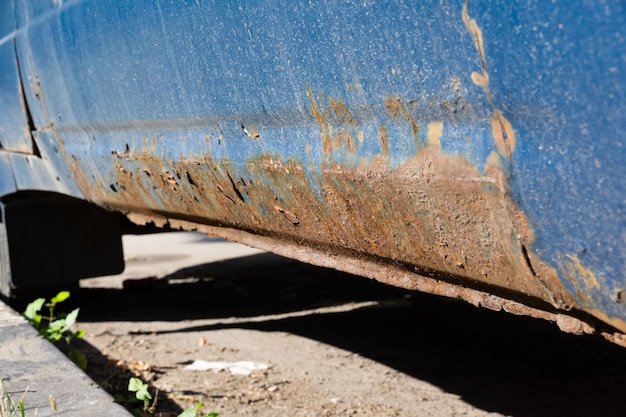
0,192,125,301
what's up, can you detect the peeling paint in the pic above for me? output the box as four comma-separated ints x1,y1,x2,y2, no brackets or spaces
427,121,443,148
242,124,261,139
463,2,516,159
491,110,516,158
462,3,489,93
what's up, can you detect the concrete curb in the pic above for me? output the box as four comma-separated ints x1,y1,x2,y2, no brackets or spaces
0,300,131,417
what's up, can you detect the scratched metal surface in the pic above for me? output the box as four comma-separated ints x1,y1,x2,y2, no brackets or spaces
2,1,625,340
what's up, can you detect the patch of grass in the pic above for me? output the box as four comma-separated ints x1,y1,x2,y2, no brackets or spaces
0,378,25,417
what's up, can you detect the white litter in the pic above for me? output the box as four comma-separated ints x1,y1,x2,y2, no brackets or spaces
183,360,269,375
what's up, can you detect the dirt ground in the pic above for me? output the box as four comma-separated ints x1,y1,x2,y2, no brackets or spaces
72,232,626,417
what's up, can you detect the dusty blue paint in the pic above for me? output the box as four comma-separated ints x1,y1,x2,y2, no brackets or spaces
0,0,29,197
2,1,625,326
0,11,31,153
470,1,626,319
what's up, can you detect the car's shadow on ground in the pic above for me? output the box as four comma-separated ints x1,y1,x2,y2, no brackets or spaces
77,252,626,417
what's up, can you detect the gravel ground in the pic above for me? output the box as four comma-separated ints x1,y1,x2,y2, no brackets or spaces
69,233,626,417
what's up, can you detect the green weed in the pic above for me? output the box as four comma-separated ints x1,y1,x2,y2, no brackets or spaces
128,377,218,417
128,377,155,416
178,402,218,417
22,291,87,369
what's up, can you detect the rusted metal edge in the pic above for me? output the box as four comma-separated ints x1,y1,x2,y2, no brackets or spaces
125,212,626,348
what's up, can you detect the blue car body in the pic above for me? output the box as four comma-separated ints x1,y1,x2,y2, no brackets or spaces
1,0,625,344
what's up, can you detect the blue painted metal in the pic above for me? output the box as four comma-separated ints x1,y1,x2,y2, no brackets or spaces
1,0,625,340
0,2,29,157
0,0,32,154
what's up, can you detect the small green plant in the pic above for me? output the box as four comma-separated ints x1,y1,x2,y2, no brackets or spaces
0,378,25,417
23,291,87,369
178,402,218,417
128,377,218,417
128,377,155,415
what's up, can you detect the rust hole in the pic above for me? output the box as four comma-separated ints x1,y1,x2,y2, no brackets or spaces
274,205,299,226
186,171,197,187
521,243,537,276
227,172,246,202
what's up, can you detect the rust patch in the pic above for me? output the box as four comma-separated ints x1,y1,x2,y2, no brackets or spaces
378,125,389,156
344,130,356,154
384,96,404,118
70,132,576,315
33,77,43,101
601,332,626,349
559,255,626,333
306,86,331,155
328,98,357,127
306,86,358,156
384,96,419,143
556,314,594,335
129,212,594,341
274,205,299,226
559,255,606,322
560,255,601,292
59,113,626,340
451,76,462,95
